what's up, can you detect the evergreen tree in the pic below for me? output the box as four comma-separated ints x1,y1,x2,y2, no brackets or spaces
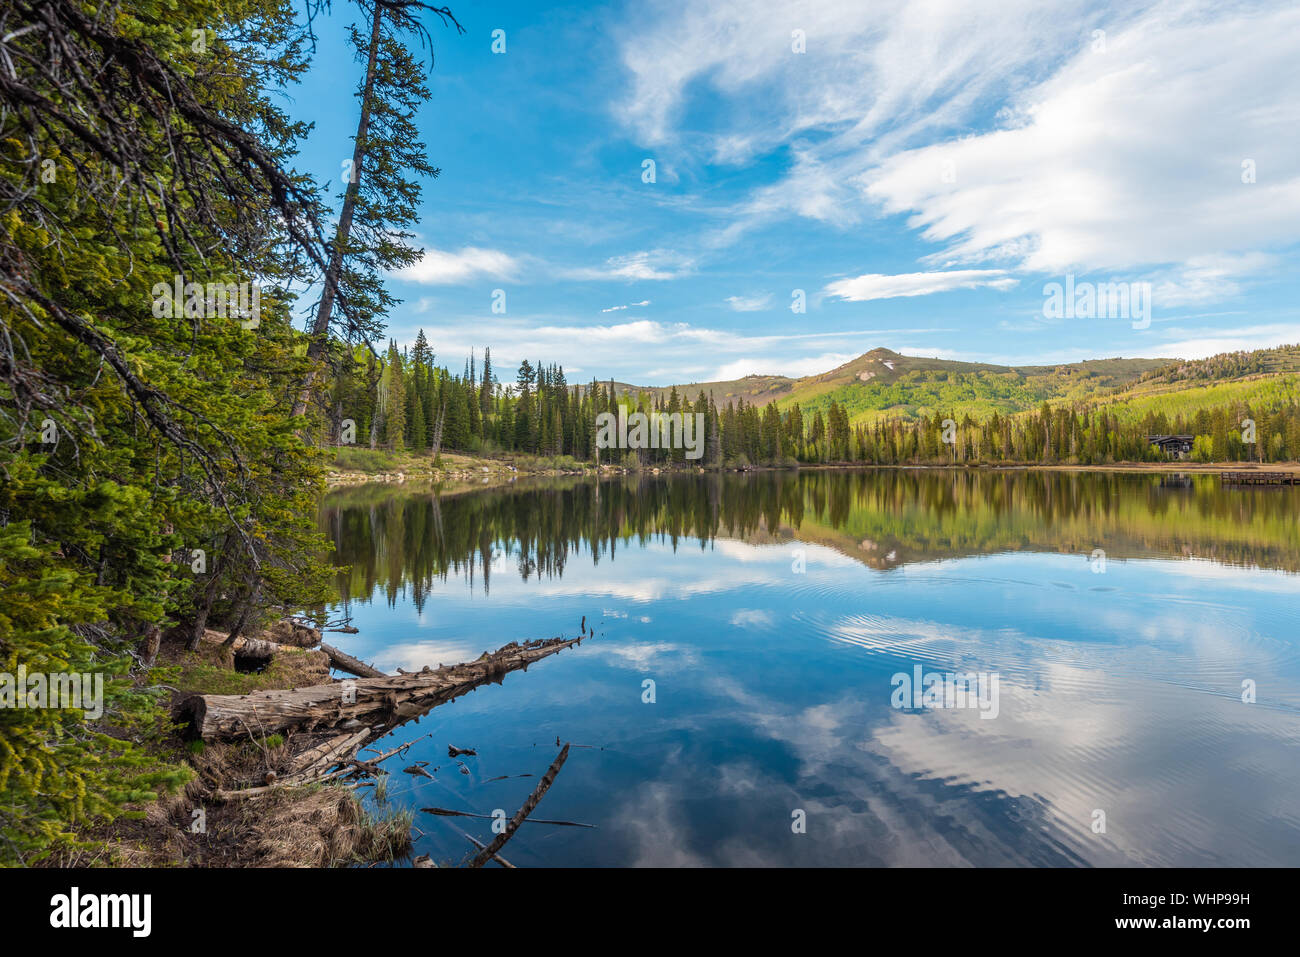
293,2,462,416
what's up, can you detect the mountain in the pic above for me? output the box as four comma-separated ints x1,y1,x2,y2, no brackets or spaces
608,343,1300,427
613,347,1173,423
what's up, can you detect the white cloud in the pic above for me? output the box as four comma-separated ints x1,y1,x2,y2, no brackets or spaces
385,310,946,384
1150,254,1279,308
619,0,1100,243
618,1,1300,304
825,270,1017,302
1156,324,1300,360
619,0,1084,155
396,246,519,285
725,293,773,311
602,299,652,312
565,249,694,281
862,3,1300,279
710,352,857,381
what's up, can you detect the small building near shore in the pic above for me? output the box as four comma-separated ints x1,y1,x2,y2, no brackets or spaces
1147,434,1194,459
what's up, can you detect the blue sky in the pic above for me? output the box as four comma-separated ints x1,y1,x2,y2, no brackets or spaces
286,0,1300,385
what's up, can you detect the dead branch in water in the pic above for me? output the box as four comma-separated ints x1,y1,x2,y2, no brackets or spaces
465,833,517,869
467,742,570,868
420,807,593,828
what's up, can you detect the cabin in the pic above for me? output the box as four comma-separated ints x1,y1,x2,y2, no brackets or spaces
1147,434,1194,459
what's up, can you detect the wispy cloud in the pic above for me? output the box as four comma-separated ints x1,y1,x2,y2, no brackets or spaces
396,246,519,285
710,353,857,381
1156,324,1300,360
565,249,695,281
617,0,1300,309
825,270,1017,302
725,293,774,311
862,4,1300,282
384,314,954,383
602,299,652,313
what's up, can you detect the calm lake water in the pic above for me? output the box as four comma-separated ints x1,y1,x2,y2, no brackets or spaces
319,469,1300,867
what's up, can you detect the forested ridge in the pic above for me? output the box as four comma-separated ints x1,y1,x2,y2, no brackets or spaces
333,336,1300,468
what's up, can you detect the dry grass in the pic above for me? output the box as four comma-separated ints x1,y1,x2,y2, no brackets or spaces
50,781,413,868
212,786,413,868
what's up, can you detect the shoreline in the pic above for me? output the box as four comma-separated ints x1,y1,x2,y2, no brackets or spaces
326,456,1300,489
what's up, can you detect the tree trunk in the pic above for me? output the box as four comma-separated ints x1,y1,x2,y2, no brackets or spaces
138,624,161,667
221,579,259,647
292,3,385,417
178,637,582,740
430,399,445,457
185,560,225,652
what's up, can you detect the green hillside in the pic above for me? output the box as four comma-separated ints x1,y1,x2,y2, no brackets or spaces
620,343,1300,431
618,347,1172,424
778,348,1170,425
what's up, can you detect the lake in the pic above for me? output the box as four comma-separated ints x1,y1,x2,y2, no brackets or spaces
319,469,1300,867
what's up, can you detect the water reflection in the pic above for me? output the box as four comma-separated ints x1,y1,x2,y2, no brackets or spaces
319,470,1300,867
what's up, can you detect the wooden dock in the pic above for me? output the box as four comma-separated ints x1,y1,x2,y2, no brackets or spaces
1220,471,1299,486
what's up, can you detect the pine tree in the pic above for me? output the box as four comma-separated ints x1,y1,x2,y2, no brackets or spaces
383,341,407,450
480,347,494,417
293,3,462,416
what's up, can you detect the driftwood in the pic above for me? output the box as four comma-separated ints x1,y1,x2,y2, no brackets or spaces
321,642,387,678
310,733,432,788
178,637,583,741
212,728,372,801
467,743,570,868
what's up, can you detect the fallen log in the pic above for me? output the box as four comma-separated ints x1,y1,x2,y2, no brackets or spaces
178,637,583,741
321,642,387,678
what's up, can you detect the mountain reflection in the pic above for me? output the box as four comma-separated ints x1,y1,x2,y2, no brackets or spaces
321,470,1300,606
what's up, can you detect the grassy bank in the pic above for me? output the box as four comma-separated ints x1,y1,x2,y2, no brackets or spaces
48,631,415,868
